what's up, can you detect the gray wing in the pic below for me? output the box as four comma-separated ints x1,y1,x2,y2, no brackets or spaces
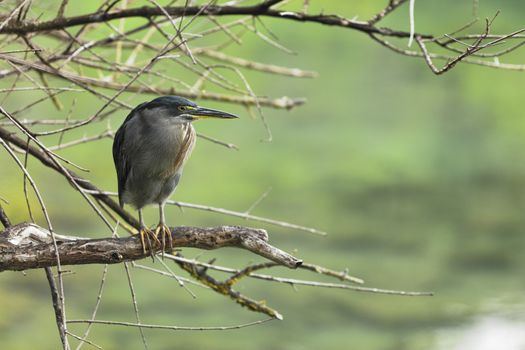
112,102,149,207
112,124,129,207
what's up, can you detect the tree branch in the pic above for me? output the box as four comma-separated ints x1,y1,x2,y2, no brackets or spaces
0,53,305,109
0,223,303,272
0,125,141,229
45,267,70,350
0,4,428,39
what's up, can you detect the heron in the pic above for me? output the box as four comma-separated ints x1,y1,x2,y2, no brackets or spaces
112,96,237,255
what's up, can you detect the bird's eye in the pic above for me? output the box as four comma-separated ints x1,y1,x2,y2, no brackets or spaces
178,106,189,112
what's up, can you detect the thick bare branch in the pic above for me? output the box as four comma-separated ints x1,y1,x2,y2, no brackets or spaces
0,223,303,271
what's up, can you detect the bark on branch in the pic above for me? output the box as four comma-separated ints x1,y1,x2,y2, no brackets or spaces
0,223,302,272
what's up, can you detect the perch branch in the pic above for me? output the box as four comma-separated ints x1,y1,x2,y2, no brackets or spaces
0,223,303,272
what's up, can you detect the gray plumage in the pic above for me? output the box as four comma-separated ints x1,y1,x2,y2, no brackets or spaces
113,98,196,209
112,96,237,253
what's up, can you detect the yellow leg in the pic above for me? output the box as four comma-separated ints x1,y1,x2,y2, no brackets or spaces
137,208,160,258
154,223,173,258
139,227,160,257
156,202,173,258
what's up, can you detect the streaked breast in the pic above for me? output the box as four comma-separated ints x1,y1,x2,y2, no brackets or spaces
160,123,196,178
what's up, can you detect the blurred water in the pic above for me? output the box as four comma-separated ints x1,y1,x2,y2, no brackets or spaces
434,311,525,350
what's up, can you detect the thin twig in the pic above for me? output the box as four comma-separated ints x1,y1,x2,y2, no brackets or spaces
67,318,274,330
123,262,149,350
74,265,109,350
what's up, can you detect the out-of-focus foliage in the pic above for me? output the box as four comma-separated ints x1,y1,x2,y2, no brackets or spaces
1,1,525,349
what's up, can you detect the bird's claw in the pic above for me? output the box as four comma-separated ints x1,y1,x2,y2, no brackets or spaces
155,223,173,259
139,227,160,260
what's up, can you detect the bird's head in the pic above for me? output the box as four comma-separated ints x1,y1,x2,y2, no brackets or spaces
141,96,238,124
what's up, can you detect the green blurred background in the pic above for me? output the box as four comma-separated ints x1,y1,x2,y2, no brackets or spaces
1,1,525,349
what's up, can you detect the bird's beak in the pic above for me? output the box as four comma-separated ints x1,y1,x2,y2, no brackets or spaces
188,106,238,120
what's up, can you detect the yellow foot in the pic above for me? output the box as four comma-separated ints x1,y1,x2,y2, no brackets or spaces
155,223,173,258
138,227,161,258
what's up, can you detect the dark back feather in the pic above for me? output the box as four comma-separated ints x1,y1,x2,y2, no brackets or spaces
112,126,128,207
112,104,148,207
